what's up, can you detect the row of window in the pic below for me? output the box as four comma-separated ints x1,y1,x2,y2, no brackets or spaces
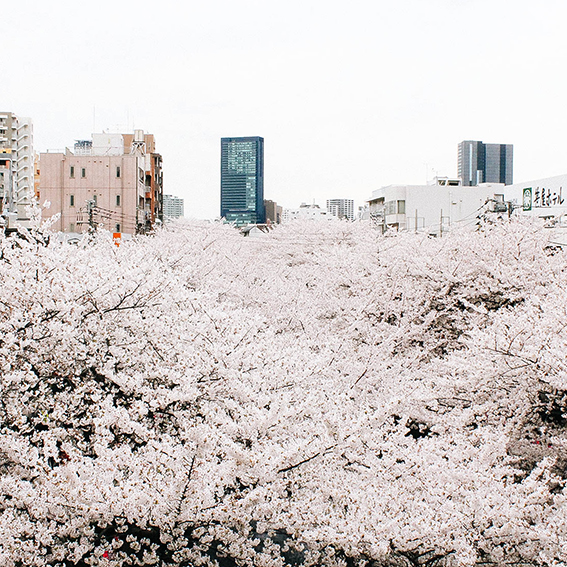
69,194,122,207
70,166,121,178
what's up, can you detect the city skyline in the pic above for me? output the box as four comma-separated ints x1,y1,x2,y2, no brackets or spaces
5,0,567,219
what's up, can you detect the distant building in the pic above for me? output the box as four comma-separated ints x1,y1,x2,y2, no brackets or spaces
458,140,513,186
163,194,184,219
0,112,35,228
282,203,336,222
40,129,163,235
221,136,265,226
327,198,354,220
264,199,282,224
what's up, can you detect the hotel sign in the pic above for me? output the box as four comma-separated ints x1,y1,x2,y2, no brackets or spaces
523,186,564,210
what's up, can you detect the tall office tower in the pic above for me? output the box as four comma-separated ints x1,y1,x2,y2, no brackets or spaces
327,198,355,220
221,136,265,226
0,112,35,227
458,140,513,186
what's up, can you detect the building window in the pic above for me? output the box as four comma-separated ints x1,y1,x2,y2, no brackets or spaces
116,166,121,178
116,194,121,207
81,168,86,178
69,223,75,232
384,200,406,215
70,194,75,207
70,166,75,178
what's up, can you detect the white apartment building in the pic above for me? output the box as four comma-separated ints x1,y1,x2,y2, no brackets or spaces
0,112,35,229
163,194,184,219
327,198,354,220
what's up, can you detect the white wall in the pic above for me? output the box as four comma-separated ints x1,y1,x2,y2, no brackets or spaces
370,183,502,234
503,174,567,219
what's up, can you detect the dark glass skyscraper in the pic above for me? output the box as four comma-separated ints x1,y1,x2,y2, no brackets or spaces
458,140,513,186
221,136,265,226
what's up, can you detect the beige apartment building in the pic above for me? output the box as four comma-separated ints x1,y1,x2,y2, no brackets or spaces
40,130,163,235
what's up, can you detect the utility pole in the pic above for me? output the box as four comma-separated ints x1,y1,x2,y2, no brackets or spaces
439,209,443,237
87,200,95,233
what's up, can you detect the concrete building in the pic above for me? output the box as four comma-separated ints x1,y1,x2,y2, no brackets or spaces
458,140,513,186
163,194,184,219
40,129,163,235
221,136,265,226
282,203,336,222
327,198,354,220
368,177,507,235
264,199,282,224
0,112,35,229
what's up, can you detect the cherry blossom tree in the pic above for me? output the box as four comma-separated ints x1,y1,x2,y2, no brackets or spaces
0,218,566,566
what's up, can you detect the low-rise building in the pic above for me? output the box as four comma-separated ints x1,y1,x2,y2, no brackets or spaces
368,177,506,235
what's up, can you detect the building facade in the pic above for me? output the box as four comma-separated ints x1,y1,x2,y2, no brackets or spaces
368,178,507,235
327,198,354,220
163,194,184,219
0,112,35,228
40,129,163,235
458,140,513,186
221,136,265,226
264,199,282,224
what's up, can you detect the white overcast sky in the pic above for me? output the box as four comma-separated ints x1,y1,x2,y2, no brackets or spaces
5,0,567,219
